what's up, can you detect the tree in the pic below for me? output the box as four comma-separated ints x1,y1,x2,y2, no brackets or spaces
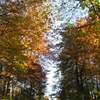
58,1,100,99
0,0,51,99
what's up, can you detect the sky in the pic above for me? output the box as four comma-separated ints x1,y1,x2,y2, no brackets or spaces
41,0,88,99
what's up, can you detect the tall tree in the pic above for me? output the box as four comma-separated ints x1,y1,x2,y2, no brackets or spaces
0,0,51,99
58,0,100,100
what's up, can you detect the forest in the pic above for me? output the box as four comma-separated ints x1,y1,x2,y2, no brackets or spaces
0,0,100,100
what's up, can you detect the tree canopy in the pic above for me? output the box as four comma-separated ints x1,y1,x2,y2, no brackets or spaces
0,0,51,99
58,0,100,100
